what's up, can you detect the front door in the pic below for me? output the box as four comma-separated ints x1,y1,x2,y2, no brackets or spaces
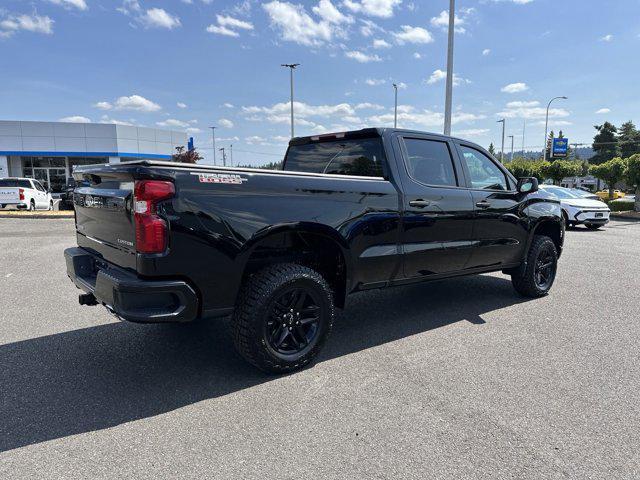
455,143,527,268
398,136,475,278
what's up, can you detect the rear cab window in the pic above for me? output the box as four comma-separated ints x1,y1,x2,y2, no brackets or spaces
401,137,459,187
0,179,32,188
284,137,386,178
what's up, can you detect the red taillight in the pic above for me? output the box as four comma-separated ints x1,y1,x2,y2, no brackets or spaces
19,188,24,201
133,180,175,254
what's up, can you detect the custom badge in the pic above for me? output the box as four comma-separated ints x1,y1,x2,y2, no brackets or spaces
191,172,247,185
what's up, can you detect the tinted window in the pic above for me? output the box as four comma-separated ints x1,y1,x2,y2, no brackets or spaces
285,138,385,177
460,146,508,190
34,181,45,191
0,179,31,188
403,138,457,187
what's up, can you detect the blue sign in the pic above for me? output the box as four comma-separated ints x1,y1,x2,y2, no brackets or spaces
552,137,568,157
188,137,194,151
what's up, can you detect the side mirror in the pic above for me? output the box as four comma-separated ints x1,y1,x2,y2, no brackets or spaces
517,177,539,194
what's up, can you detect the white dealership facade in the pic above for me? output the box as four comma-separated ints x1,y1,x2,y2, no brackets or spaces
0,120,187,195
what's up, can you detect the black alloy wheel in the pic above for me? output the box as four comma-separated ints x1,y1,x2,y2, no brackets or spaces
534,246,556,290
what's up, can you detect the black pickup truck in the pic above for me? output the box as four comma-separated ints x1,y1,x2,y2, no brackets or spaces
64,128,563,373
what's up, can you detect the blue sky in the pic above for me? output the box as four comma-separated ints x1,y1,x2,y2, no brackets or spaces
1,0,638,166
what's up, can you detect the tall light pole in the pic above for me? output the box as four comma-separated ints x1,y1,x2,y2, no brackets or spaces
230,144,233,166
543,96,568,161
219,147,226,167
508,135,514,162
281,63,300,138
443,0,455,136
392,83,398,128
497,118,505,163
209,126,217,165
521,120,526,157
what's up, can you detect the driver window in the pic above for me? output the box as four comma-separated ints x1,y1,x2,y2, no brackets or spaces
459,146,508,191
34,181,45,192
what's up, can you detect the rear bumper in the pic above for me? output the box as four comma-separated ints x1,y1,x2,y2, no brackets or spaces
0,203,27,210
64,247,198,323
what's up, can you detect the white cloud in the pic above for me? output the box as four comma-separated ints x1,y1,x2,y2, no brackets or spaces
98,95,161,112
219,118,234,128
498,101,569,120
600,34,613,42
100,115,135,126
186,127,202,134
345,50,382,63
373,38,391,49
246,135,267,144
359,19,383,37
355,102,385,110
534,120,572,127
453,128,490,137
177,102,187,109
312,0,353,24
426,69,470,86
413,52,422,59
0,13,54,37
367,109,485,128
595,108,610,114
223,103,235,108
207,14,254,37
59,116,91,123
263,1,334,46
141,8,181,29
430,9,470,34
392,25,433,44
394,81,407,89
482,48,491,56
343,0,402,18
207,25,239,37
157,118,190,128
243,101,355,118
365,78,386,86
501,82,529,93
47,0,88,10
272,135,291,143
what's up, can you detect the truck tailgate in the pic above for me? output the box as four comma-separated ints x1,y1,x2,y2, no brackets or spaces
74,172,137,269
0,188,19,203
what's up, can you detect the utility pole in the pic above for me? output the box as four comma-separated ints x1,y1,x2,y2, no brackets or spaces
219,147,226,167
543,96,568,161
443,0,455,136
392,83,398,128
497,119,505,163
209,126,217,165
281,63,300,138
230,144,233,166
508,135,514,162
521,120,526,157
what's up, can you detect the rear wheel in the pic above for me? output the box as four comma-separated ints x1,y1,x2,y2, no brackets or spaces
511,235,558,298
29,200,36,211
231,263,334,374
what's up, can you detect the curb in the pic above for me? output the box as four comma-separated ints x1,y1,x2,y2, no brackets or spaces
0,214,74,219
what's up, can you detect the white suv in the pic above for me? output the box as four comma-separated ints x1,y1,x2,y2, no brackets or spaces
0,177,54,211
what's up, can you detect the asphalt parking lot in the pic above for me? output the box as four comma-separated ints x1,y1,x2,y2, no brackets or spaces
1,218,639,479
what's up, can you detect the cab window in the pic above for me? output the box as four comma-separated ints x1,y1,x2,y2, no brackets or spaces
459,146,509,191
402,138,458,187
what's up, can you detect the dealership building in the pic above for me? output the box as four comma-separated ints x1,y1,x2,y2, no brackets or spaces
0,120,188,196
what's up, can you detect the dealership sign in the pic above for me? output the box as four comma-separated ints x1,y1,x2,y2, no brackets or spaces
552,138,569,158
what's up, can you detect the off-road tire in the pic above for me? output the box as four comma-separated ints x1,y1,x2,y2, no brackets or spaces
231,263,334,374
511,235,558,298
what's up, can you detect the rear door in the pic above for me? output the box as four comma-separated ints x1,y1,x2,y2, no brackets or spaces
31,180,48,208
395,134,475,278
454,142,527,268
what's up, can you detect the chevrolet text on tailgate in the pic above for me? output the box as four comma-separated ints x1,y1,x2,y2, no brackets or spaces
65,128,564,373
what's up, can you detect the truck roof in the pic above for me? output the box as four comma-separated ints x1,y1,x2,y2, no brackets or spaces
289,127,471,146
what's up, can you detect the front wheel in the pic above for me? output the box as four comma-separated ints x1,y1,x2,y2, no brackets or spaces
511,235,558,298
49,200,54,211
230,263,335,374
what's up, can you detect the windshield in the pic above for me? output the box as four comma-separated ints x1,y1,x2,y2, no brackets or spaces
543,186,582,199
570,189,595,198
284,138,385,177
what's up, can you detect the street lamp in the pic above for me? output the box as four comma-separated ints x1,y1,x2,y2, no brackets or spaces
497,118,505,162
281,63,300,138
443,0,455,136
508,135,514,162
392,83,398,128
543,96,568,161
209,126,217,165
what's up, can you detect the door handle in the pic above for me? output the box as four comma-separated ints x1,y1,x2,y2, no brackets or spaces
409,199,431,208
475,200,491,209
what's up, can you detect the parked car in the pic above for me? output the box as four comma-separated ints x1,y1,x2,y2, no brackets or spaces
541,185,610,229
64,128,564,373
596,189,625,201
0,177,53,211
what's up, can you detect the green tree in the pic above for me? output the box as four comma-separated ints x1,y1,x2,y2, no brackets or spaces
625,153,640,212
590,157,627,200
488,143,496,157
618,121,640,159
505,158,546,181
591,122,619,165
539,160,581,185
545,130,555,160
